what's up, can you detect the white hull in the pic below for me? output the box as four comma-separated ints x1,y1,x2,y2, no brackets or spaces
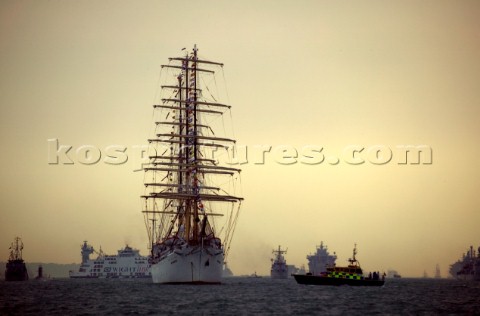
69,243,150,279
151,245,223,284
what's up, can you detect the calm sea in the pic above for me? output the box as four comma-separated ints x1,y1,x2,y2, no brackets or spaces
1,277,479,315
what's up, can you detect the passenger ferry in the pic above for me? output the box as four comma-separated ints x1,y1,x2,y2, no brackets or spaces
69,241,151,279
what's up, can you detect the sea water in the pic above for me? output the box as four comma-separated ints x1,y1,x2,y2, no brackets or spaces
1,277,479,315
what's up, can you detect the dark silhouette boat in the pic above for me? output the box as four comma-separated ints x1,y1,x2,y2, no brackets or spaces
293,244,384,286
5,237,29,281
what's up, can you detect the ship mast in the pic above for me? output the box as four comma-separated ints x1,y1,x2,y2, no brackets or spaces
9,237,24,261
273,245,287,258
143,46,242,250
348,243,359,267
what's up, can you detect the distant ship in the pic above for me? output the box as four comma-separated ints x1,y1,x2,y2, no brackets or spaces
69,241,151,279
142,46,243,284
307,241,337,275
287,264,305,277
270,246,288,279
435,264,441,278
293,244,385,286
223,263,234,277
5,237,29,281
450,246,480,281
35,265,50,281
387,270,401,278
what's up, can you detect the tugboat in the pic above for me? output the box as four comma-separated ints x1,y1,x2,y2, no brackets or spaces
271,245,288,279
293,244,385,286
5,237,29,281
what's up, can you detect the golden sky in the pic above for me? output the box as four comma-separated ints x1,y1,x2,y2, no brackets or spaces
1,0,479,277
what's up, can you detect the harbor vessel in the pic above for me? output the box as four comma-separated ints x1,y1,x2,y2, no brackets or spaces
270,245,288,279
141,46,243,284
5,237,29,281
293,244,385,286
450,245,480,281
306,241,337,275
69,241,150,278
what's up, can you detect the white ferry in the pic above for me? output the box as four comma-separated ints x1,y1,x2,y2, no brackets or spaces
69,241,151,279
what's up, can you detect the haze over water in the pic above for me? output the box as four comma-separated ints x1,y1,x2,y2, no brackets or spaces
1,0,480,278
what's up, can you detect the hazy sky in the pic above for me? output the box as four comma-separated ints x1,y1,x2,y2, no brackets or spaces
1,0,479,277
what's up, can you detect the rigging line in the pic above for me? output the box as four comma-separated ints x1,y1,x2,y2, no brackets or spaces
143,199,150,234
221,67,237,140
225,203,241,260
221,67,231,105
199,75,218,103
222,206,232,244
213,73,220,106
152,66,164,104
201,77,218,102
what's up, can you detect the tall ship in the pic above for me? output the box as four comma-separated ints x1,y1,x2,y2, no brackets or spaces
5,237,29,281
435,264,441,278
450,245,480,281
69,241,151,278
270,246,288,279
141,46,243,284
307,241,337,275
294,244,385,286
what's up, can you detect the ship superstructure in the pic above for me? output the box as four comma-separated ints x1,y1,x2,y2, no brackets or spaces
142,46,243,284
307,241,337,275
450,245,480,281
69,241,150,278
271,245,288,279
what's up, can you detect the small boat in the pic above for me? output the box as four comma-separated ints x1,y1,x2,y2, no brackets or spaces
248,272,262,278
293,244,385,286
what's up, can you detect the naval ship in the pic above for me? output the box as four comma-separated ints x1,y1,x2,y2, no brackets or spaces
69,241,151,278
270,246,288,279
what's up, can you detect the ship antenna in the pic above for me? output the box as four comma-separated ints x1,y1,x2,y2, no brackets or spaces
349,243,358,266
